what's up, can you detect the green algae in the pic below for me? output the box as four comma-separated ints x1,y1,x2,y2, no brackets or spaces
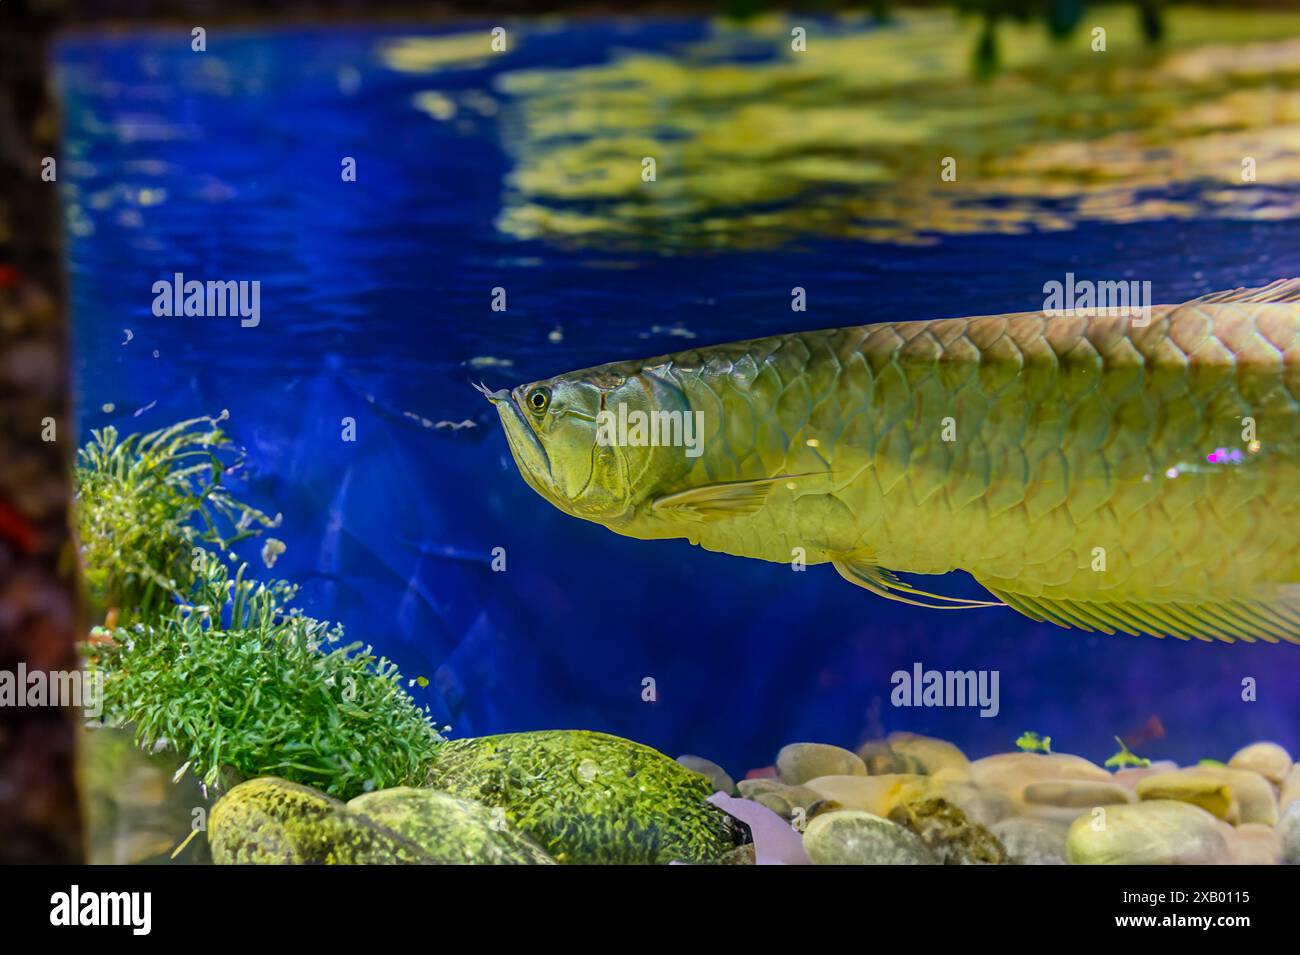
888,796,1007,865
209,778,434,864
349,788,556,864
425,730,743,864
209,777,560,864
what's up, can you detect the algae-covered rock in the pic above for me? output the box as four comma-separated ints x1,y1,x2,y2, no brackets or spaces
209,777,434,864
717,843,758,865
348,788,555,864
887,796,1005,865
929,779,1016,827
424,730,742,864
992,817,1069,865
1227,742,1292,787
776,742,866,784
1066,800,1229,865
803,810,937,865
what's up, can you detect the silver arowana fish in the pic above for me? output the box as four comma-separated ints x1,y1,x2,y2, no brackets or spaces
482,280,1300,644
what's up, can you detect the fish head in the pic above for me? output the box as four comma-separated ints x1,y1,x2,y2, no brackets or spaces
478,365,693,526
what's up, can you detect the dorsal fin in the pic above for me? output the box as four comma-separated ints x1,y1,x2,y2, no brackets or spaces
1182,278,1300,306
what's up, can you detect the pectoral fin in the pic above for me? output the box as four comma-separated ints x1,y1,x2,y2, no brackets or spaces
833,554,1005,610
652,473,823,521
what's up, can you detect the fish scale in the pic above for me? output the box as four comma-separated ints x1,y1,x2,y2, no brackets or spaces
489,281,1300,642
678,299,1298,622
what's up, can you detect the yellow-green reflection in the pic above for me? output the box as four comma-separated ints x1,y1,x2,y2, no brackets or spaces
394,8,1300,250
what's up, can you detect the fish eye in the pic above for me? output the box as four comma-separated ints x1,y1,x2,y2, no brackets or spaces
526,386,551,413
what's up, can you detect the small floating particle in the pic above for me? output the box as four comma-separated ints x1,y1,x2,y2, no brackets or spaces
469,355,513,369
121,328,134,344
548,327,563,343
337,65,361,96
133,399,157,418
101,403,115,414
434,419,476,430
152,349,160,358
403,410,435,428
413,91,457,121
261,538,286,569
639,323,697,341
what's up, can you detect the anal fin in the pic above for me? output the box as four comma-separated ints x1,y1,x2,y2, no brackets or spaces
980,584,1300,645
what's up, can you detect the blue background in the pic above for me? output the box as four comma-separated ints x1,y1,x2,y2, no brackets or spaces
56,19,1300,777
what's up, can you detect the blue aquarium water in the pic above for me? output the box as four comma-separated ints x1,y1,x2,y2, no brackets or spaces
56,13,1300,776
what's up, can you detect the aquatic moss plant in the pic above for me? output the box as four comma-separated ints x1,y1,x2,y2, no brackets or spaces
77,417,443,799
75,414,280,626
86,554,443,798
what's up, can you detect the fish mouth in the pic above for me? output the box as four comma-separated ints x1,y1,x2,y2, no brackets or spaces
475,381,554,485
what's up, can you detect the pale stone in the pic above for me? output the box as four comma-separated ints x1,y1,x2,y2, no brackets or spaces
1111,761,1179,789
1281,765,1300,811
1136,770,1241,824
676,755,734,795
930,779,1016,827
992,817,1069,865
970,752,1110,801
803,773,927,817
1066,800,1230,865
1191,765,1277,825
1227,742,1292,787
1224,822,1282,865
886,732,970,777
802,810,936,865
1278,801,1300,865
777,743,866,785
1022,780,1134,822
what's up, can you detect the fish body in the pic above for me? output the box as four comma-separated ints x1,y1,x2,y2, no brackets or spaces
485,280,1300,643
